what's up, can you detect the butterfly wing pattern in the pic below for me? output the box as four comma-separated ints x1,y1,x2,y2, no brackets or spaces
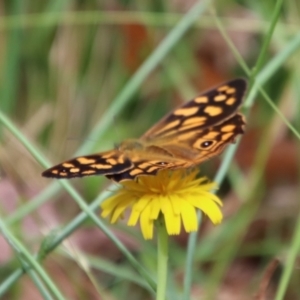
42,78,247,182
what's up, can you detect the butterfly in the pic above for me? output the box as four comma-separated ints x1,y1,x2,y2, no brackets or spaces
42,78,247,182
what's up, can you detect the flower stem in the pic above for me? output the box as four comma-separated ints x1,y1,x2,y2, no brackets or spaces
156,219,168,300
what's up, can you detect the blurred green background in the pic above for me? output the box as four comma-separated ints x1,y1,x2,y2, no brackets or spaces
0,0,300,299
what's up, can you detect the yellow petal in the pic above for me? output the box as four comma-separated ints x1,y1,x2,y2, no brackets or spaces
188,195,222,224
111,198,133,223
140,204,153,239
133,195,152,211
180,200,198,232
150,197,161,220
169,194,181,216
153,196,179,235
128,209,140,226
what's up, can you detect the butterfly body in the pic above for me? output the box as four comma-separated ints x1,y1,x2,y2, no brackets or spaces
42,79,247,182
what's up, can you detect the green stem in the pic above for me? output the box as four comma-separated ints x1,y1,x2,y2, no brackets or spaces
0,218,65,300
183,212,202,300
156,219,168,300
274,208,300,299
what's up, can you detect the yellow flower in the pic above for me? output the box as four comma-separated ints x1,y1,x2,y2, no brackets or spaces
100,169,223,239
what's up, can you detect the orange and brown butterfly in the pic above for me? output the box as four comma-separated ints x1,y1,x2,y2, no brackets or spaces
42,78,247,182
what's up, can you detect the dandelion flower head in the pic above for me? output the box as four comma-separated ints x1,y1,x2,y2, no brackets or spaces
101,169,223,239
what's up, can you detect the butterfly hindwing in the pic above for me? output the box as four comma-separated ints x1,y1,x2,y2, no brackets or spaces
107,113,246,182
106,156,187,181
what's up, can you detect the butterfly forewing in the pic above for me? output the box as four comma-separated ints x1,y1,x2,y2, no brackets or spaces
42,150,133,178
42,78,247,182
142,78,246,140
